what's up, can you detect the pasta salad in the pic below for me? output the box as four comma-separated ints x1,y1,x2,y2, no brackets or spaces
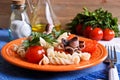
13,31,93,65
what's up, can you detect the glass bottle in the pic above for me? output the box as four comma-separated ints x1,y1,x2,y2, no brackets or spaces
9,0,31,40
30,0,61,34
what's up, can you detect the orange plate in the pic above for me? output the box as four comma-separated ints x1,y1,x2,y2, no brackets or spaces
1,38,107,72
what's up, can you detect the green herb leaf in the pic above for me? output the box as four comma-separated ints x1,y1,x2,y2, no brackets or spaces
22,28,67,48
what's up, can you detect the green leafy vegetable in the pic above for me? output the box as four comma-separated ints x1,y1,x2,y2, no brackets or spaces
52,28,66,39
22,28,66,49
67,7,119,37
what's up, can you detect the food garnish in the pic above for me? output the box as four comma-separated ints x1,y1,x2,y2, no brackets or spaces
22,28,66,49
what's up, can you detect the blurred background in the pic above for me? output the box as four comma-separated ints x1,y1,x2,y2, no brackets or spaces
0,0,120,29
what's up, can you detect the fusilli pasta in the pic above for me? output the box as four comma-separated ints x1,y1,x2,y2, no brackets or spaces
13,44,26,58
39,47,90,65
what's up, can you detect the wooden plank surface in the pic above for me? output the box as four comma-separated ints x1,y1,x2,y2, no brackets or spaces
0,0,120,29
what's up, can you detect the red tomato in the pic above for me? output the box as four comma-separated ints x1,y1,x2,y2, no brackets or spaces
76,24,83,35
54,47,65,53
83,26,93,38
25,46,46,63
89,27,103,41
103,28,115,41
54,47,69,54
81,40,97,54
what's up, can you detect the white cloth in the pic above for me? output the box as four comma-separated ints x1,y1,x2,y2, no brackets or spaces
98,37,120,52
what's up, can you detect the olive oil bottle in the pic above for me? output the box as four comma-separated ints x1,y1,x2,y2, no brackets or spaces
28,0,61,33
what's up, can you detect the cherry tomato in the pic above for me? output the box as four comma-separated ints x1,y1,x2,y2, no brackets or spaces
103,28,115,41
25,46,46,63
83,26,93,38
89,27,103,41
76,24,83,35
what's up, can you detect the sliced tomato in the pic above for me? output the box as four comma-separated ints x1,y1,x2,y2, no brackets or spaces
54,47,65,53
81,40,97,54
54,47,69,54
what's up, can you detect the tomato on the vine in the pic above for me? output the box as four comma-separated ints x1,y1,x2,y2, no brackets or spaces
103,28,115,41
25,46,46,63
83,26,93,38
76,24,83,35
89,27,103,41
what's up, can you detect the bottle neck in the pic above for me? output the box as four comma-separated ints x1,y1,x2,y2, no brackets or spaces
11,4,26,11
10,3,30,23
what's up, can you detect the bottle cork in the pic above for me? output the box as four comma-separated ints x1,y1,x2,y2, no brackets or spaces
12,0,25,5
